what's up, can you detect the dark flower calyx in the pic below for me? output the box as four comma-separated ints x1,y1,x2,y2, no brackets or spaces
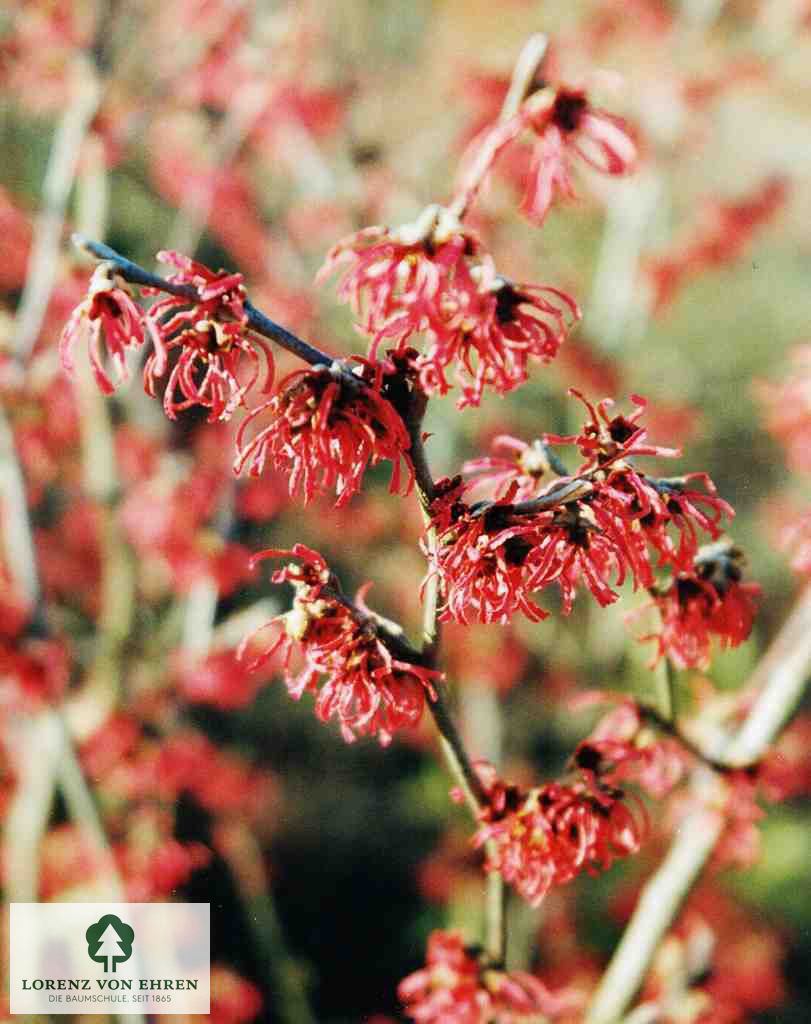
552,89,588,133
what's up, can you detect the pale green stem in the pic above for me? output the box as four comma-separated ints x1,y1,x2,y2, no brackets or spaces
12,56,102,361
219,823,317,1024
586,584,811,1023
66,123,137,742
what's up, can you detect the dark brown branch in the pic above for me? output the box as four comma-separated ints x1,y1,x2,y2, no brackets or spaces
72,234,332,367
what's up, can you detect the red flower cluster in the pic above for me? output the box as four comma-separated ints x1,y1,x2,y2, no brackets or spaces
423,479,556,625
0,186,33,292
143,251,274,421
758,713,811,802
234,359,412,507
241,546,440,746
118,834,211,902
174,648,271,710
60,251,274,421
711,770,767,870
472,761,647,907
774,507,811,578
646,542,760,670
427,393,733,625
455,77,636,228
464,435,562,502
398,930,576,1024
80,718,272,820
319,206,579,407
0,635,70,707
637,892,786,1024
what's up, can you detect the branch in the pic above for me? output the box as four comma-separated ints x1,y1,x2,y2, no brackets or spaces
72,231,491,832
509,477,594,515
66,122,137,742
406,391,489,812
637,703,752,774
404,375,504,963
325,577,491,814
586,798,721,1024
71,234,332,367
586,583,811,1023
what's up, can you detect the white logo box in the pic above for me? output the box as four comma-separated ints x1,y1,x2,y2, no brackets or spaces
10,903,210,1015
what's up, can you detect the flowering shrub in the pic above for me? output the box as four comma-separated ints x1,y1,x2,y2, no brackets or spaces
2,3,811,1022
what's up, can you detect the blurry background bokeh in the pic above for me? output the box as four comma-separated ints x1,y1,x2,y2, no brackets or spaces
2,1,811,1021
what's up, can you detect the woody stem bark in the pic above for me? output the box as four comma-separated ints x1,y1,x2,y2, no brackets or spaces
409,391,507,964
71,234,332,367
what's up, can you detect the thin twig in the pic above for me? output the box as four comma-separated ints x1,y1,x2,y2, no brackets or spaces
637,703,749,774
0,400,57,904
485,869,508,967
586,799,722,1024
410,400,489,811
461,677,507,963
65,121,137,742
407,367,505,965
403,390,438,505
71,234,332,367
586,583,811,1023
2,711,61,904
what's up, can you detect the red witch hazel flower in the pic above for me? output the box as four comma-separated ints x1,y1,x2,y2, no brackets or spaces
644,541,760,670
425,471,641,624
317,205,467,347
775,508,811,578
464,435,564,502
429,392,736,625
399,929,577,1024
423,479,557,625
318,205,579,407
234,357,412,507
240,546,440,746
472,760,647,907
575,693,690,798
143,250,274,421
512,84,636,226
59,262,145,394
416,263,580,408
559,391,733,573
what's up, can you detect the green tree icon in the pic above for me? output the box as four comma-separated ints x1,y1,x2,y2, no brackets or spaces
86,915,135,973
